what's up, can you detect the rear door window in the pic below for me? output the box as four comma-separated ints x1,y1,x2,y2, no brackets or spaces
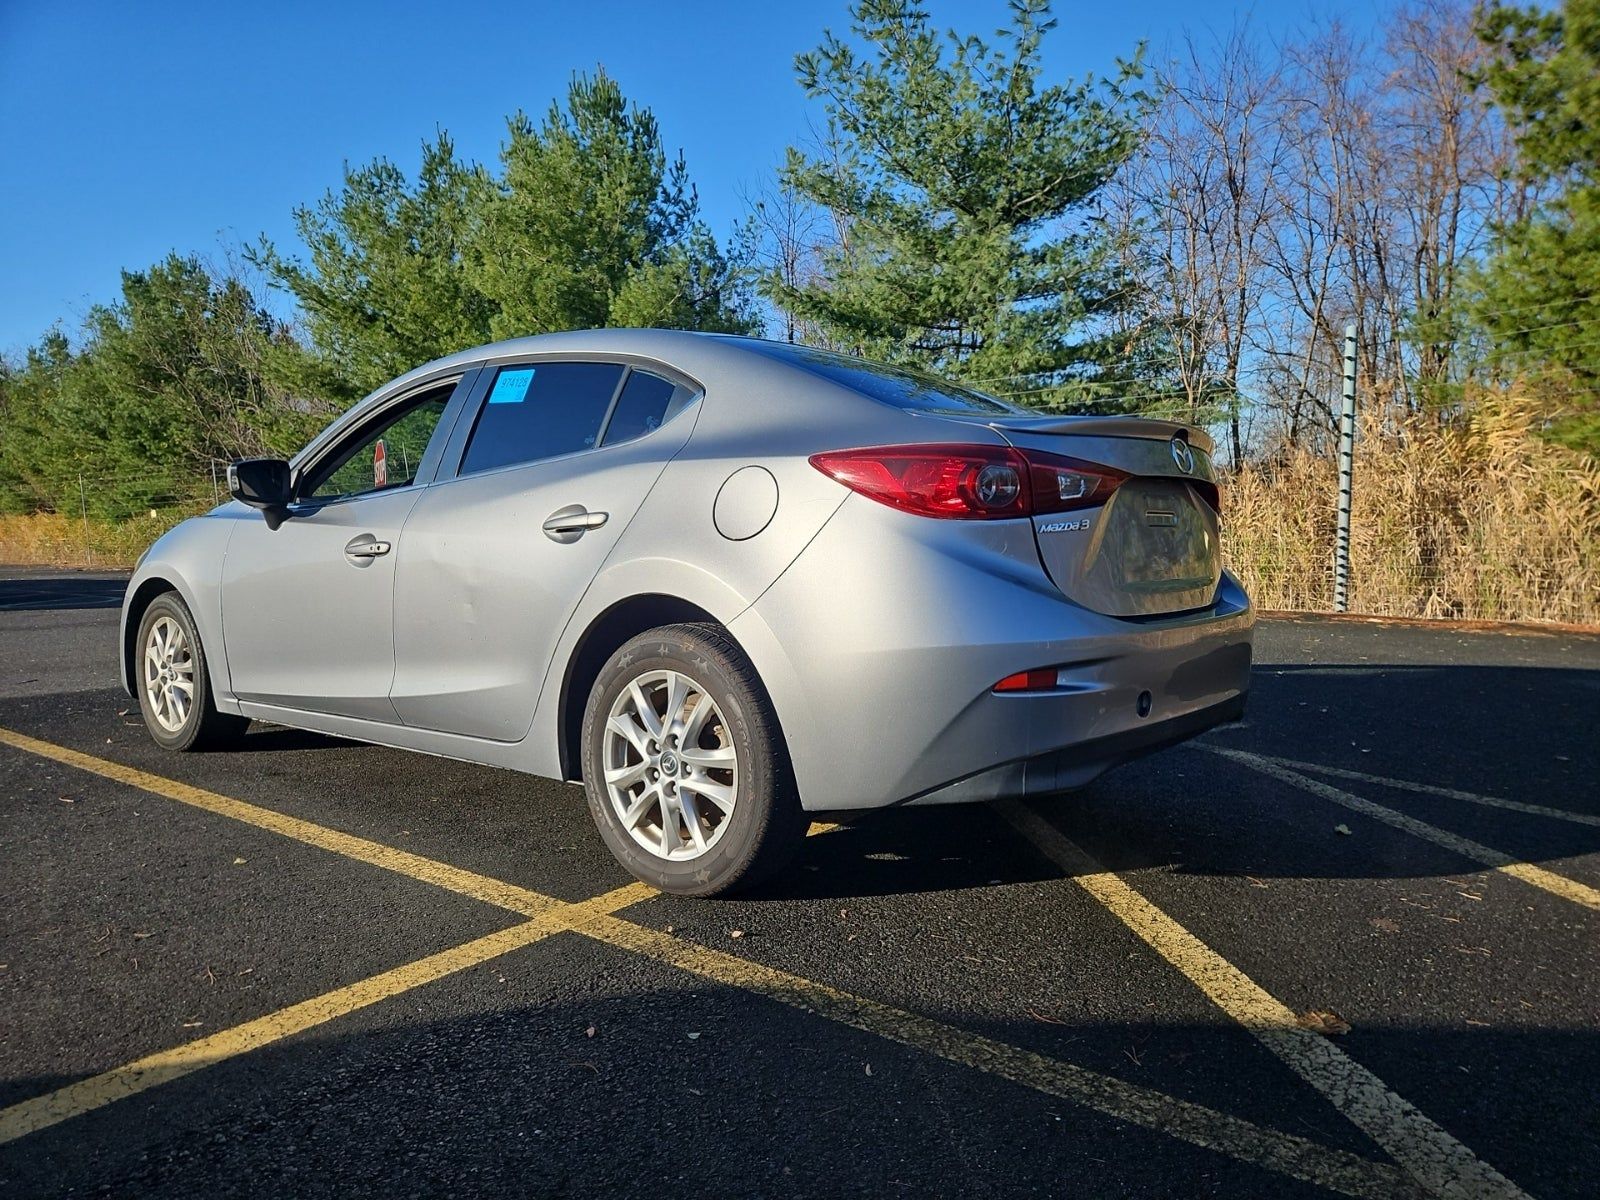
459,362,626,475
600,370,693,447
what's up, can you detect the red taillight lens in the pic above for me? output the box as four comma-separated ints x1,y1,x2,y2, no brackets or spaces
809,444,1128,519
808,444,1030,519
993,668,1059,693
1025,454,1129,514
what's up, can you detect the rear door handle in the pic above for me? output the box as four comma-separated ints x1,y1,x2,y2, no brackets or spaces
542,506,609,542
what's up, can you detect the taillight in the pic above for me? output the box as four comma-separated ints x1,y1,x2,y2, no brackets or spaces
1025,454,1129,515
809,444,1128,520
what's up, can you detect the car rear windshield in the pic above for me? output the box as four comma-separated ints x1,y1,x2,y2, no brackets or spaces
744,343,1028,416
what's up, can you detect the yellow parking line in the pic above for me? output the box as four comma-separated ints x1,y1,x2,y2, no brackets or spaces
0,725,566,918
995,800,1529,1200
0,727,1413,1195
1210,747,1600,912
1234,752,1600,830
0,885,646,1147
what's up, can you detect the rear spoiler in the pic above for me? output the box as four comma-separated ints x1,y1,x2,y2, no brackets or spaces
985,415,1215,457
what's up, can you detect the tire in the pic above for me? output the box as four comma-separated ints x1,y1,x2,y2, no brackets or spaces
134,593,249,752
581,622,804,897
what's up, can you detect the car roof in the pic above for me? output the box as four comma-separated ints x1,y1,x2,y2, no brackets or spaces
373,329,786,402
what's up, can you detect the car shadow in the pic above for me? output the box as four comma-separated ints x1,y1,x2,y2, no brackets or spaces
1,998,1592,1199
232,725,368,753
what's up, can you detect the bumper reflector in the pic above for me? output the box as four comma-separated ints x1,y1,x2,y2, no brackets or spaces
993,668,1060,693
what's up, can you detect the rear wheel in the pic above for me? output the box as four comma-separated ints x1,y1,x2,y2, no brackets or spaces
581,623,803,896
135,593,248,751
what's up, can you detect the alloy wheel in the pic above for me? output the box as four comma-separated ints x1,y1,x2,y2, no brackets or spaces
602,669,738,861
142,615,196,734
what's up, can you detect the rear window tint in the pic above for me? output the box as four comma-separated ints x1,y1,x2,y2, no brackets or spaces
460,362,624,475
743,343,1026,415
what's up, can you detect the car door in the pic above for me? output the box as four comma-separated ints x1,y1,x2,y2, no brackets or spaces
220,375,469,721
390,358,699,741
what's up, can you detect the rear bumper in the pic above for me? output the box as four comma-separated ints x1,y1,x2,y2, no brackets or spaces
728,495,1255,811
896,690,1246,805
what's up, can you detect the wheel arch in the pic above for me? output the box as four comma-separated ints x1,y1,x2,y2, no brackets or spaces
122,576,185,697
557,593,730,782
121,572,230,705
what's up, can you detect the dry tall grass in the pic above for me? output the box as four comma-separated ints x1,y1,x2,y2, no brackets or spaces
1223,396,1600,624
0,508,202,569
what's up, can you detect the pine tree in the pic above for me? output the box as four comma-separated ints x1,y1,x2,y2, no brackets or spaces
1474,0,1600,453
770,0,1153,410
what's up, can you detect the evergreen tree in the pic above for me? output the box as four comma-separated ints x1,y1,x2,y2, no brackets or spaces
477,72,754,338
254,74,754,396
1474,0,1600,453
770,0,1152,409
253,132,495,397
0,256,332,518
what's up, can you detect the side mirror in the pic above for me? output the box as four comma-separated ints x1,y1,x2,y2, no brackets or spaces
228,458,292,530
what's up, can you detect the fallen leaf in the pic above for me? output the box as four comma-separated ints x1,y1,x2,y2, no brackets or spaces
729,929,744,940
1297,1010,1352,1036
233,857,247,865
1369,917,1400,933
1334,824,1352,836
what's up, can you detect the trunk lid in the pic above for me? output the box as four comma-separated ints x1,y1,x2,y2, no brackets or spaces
982,415,1222,618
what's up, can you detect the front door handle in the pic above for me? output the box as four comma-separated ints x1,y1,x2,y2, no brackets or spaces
344,535,391,563
542,506,609,543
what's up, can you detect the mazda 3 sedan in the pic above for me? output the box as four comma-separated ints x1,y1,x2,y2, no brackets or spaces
121,329,1253,895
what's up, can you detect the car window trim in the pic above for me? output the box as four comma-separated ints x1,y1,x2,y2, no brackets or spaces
289,369,479,509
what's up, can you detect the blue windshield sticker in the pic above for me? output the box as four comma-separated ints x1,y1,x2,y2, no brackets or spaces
488,367,535,404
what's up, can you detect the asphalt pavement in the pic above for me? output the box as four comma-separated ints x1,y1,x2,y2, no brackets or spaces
1,570,1596,1198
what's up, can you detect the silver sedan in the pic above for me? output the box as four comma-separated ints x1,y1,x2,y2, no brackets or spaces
121,330,1253,895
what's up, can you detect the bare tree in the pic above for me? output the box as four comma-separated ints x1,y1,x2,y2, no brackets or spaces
1116,27,1288,461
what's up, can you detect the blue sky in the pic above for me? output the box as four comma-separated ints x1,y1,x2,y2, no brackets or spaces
0,0,1387,356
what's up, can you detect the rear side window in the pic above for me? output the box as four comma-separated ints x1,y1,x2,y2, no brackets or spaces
460,363,625,475
600,370,690,447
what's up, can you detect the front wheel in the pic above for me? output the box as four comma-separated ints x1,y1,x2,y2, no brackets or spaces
135,593,248,751
581,623,803,896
